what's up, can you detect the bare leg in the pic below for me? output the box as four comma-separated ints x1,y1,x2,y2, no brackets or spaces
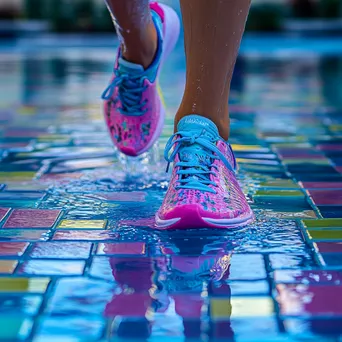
105,0,157,68
176,0,251,140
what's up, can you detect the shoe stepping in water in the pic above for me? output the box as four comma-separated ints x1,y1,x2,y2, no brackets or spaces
156,115,254,229
102,2,180,156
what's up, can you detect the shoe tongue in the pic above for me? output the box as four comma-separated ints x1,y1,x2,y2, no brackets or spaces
176,116,220,188
177,115,219,140
118,57,145,74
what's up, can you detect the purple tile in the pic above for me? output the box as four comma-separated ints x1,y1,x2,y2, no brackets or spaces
0,242,29,256
277,284,342,316
314,242,342,253
97,243,146,255
3,209,61,228
308,190,342,205
30,242,92,259
0,208,10,222
18,260,85,275
269,254,315,269
274,269,342,285
4,128,46,138
317,144,342,151
52,230,118,241
0,229,49,241
300,182,342,189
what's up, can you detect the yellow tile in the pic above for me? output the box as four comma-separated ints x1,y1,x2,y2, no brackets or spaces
303,218,342,229
210,299,232,318
57,219,107,229
231,144,265,152
330,124,342,132
0,277,50,293
0,260,18,274
18,106,37,115
259,179,299,189
211,298,273,319
0,172,36,181
37,134,70,141
307,230,342,240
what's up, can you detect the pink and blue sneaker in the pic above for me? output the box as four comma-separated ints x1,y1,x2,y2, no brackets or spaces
156,115,254,229
102,2,180,156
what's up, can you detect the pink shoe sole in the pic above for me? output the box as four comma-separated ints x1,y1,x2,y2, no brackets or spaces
155,205,255,230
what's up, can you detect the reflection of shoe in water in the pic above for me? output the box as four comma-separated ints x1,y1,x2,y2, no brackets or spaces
102,2,180,156
103,240,233,339
156,115,254,229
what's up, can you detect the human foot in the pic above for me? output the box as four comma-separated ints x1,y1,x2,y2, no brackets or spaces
156,115,254,229
102,2,180,156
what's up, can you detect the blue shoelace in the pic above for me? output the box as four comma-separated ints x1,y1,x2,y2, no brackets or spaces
164,130,235,194
101,71,148,116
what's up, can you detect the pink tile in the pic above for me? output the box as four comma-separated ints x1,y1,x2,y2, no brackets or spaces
104,292,152,317
172,294,204,318
97,243,146,255
0,242,29,256
53,230,118,241
277,284,342,316
300,182,342,189
30,242,92,259
3,209,61,228
40,173,83,180
118,217,155,228
0,142,30,149
4,129,46,138
317,144,342,151
308,190,342,205
315,242,342,253
0,208,10,222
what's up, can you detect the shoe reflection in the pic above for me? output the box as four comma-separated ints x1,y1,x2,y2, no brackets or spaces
104,237,234,340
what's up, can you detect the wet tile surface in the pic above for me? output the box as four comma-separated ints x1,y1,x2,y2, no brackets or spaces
1,32,342,341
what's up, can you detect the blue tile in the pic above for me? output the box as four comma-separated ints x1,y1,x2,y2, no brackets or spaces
0,295,42,315
35,316,105,341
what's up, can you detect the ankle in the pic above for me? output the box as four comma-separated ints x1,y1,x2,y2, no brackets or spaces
175,109,230,141
121,21,158,69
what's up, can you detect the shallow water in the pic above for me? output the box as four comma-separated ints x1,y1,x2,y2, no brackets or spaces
0,35,342,341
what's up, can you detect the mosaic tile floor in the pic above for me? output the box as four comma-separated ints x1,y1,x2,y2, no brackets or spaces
1,36,342,341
